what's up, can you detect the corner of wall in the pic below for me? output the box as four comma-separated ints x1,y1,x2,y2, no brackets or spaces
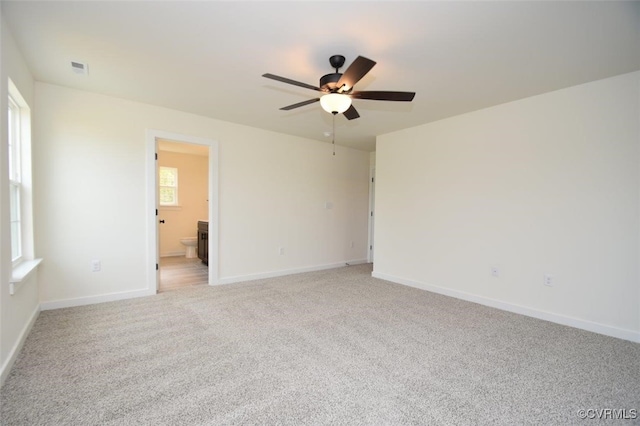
1,12,39,385
0,304,39,387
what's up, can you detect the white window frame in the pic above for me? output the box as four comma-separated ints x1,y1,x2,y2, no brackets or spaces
159,166,179,206
7,79,40,295
8,88,23,265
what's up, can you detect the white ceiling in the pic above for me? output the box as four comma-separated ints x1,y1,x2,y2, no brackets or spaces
3,1,639,152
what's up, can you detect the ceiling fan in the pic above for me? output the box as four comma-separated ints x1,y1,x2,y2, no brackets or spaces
263,55,416,120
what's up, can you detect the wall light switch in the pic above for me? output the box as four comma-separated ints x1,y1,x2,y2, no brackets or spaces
279,247,285,256
91,259,101,272
325,202,333,210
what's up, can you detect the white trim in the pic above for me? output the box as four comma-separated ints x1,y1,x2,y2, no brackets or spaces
39,261,367,309
146,129,220,292
9,258,42,295
40,288,154,311
372,271,640,343
367,165,375,263
160,251,187,258
0,305,40,387
216,259,368,286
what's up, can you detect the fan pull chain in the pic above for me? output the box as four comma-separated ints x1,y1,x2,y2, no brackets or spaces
332,114,336,156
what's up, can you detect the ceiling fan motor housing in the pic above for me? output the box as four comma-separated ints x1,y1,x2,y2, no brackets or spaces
320,73,343,92
320,55,347,91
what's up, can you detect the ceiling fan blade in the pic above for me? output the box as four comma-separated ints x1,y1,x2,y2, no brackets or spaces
350,91,416,102
263,73,321,92
336,56,376,92
343,105,360,120
280,98,320,111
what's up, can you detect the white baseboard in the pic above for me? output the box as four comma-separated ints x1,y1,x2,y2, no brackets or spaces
38,260,369,310
160,251,186,258
372,271,640,344
40,288,155,311
216,259,368,286
0,305,40,387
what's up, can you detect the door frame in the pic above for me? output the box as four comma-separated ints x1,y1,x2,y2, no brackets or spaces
367,166,375,263
145,129,219,293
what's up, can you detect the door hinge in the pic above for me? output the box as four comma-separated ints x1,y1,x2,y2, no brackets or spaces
156,263,159,270
372,177,374,183
155,153,158,160
370,245,373,250
371,211,373,217
155,209,158,216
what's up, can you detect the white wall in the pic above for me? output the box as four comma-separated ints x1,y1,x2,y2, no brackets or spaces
0,15,40,385
158,150,208,257
374,72,640,342
34,82,370,305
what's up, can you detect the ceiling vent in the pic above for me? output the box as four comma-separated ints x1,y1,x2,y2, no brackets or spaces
71,61,88,76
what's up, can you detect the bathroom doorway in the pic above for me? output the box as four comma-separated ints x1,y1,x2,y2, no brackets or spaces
157,140,208,291
145,130,219,294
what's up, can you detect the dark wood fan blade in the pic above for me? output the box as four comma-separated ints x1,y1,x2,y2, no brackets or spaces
351,91,416,101
280,98,320,111
343,105,360,120
263,73,321,92
336,56,376,92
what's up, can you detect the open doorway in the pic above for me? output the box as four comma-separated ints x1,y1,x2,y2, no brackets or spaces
157,140,208,291
146,130,219,294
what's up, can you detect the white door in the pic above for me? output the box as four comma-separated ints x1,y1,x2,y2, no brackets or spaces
154,145,160,292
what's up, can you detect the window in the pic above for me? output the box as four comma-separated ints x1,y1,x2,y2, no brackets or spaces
8,90,22,263
7,79,39,293
159,166,178,206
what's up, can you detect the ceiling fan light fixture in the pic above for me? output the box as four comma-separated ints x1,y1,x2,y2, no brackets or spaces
320,93,351,114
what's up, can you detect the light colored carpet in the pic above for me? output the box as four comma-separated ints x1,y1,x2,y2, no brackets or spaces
1,264,638,425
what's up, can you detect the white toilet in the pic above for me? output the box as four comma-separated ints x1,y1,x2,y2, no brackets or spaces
180,237,198,258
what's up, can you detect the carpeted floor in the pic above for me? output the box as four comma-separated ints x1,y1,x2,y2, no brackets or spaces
1,264,638,425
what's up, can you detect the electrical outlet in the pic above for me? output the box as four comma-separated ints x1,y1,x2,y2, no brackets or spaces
491,267,500,278
91,259,101,272
544,274,554,287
